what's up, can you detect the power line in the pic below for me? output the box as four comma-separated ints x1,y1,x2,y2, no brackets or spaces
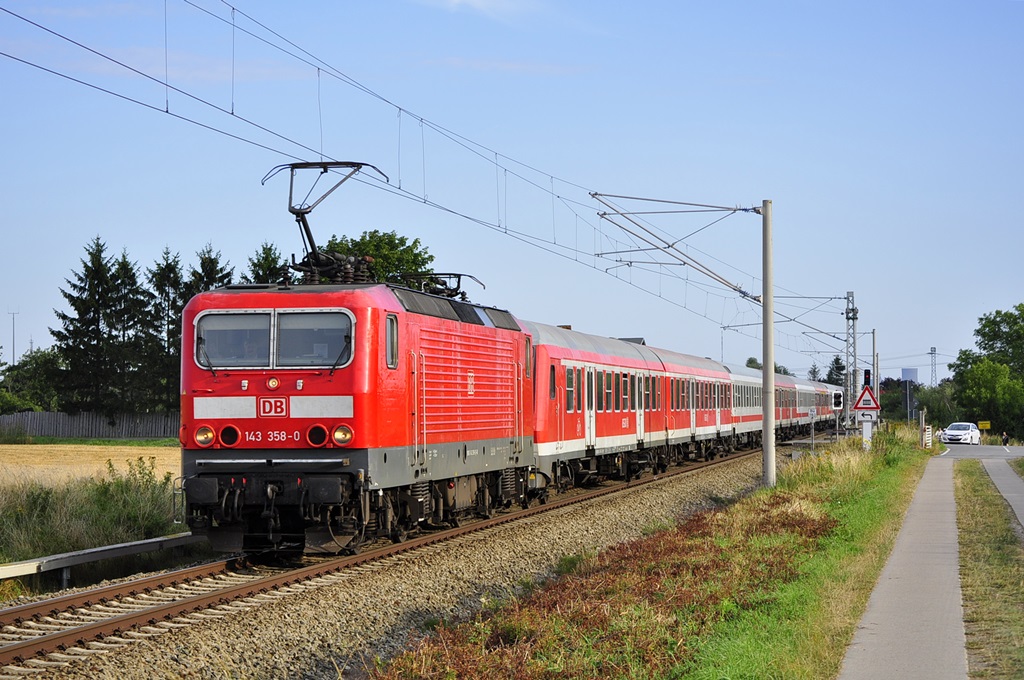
0,1,849,363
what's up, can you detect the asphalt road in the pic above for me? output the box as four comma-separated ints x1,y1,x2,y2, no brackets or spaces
937,442,1020,460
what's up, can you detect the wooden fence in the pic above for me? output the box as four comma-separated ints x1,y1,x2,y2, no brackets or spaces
0,412,179,439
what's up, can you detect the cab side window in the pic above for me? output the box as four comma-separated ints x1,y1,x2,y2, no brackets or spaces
386,314,399,369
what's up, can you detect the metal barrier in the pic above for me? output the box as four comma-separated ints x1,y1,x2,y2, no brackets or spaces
0,533,205,589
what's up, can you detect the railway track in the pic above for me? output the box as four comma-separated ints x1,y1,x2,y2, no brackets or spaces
0,451,759,675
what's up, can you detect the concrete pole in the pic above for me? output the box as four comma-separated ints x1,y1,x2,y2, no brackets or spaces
762,200,775,487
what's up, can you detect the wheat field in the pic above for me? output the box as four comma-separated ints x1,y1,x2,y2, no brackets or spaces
0,445,180,482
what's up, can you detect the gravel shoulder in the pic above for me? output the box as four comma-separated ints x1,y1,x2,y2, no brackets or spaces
34,455,765,680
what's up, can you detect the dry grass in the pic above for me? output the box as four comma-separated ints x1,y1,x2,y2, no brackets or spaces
770,428,928,677
372,486,844,679
368,425,928,679
0,444,180,481
955,459,1024,678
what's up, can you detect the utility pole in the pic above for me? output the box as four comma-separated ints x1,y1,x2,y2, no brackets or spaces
761,200,775,487
930,346,937,387
845,292,857,427
7,310,17,365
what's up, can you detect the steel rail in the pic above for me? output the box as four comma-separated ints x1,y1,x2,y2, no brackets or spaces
0,450,758,667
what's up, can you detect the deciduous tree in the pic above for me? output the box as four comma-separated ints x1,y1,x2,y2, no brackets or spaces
0,347,62,412
325,230,433,285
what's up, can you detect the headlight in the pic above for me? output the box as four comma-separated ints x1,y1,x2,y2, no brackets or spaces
195,426,216,447
332,425,354,446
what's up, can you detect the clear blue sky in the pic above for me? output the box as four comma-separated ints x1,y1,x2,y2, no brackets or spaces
2,0,1021,385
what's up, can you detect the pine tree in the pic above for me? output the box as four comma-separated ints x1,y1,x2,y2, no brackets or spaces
183,243,234,300
147,248,186,412
50,237,116,414
807,363,823,381
108,250,157,410
241,241,288,284
825,356,846,386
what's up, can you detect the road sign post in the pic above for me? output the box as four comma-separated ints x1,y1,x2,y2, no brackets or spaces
852,385,881,450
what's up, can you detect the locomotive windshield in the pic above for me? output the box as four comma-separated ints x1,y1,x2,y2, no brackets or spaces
195,310,353,369
277,311,352,368
196,313,271,368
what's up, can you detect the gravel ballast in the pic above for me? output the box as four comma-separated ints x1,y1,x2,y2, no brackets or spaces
30,455,766,680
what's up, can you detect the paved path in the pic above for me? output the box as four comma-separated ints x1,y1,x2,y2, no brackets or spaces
982,458,1024,525
838,458,967,679
839,447,1023,679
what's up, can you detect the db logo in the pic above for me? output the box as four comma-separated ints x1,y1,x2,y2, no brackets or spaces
258,397,288,418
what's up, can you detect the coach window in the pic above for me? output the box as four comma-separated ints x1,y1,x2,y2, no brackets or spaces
549,365,556,400
621,373,629,411
597,371,605,412
566,367,575,412
196,312,271,369
525,338,532,378
386,314,399,369
605,371,614,411
587,369,594,411
613,372,621,411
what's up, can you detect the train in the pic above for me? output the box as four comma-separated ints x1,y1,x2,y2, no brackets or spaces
178,275,841,554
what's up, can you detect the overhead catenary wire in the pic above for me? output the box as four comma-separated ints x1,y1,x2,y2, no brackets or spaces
0,0,851,367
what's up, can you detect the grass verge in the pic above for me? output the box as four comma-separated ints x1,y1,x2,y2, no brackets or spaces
26,436,178,447
0,456,205,600
955,458,1024,678
370,427,930,679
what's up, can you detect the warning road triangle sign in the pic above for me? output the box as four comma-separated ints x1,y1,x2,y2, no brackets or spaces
852,385,881,411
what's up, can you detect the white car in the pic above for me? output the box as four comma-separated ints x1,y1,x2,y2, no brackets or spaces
939,422,981,445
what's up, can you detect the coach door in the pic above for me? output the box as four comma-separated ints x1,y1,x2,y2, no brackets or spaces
634,372,645,442
585,367,596,448
688,379,697,439
715,381,723,432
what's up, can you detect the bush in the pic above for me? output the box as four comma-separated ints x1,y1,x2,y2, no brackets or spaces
0,391,40,416
0,422,31,444
0,457,176,563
